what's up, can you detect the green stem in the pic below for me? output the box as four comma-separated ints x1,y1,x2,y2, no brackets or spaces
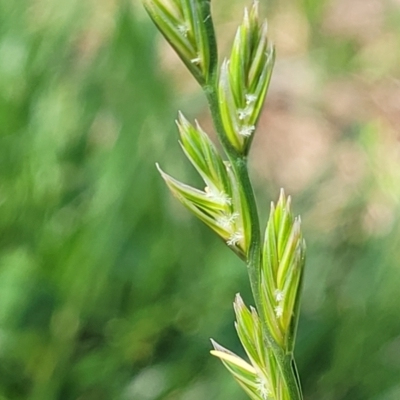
204,84,303,400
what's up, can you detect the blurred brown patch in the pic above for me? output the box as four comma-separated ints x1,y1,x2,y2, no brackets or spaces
323,0,384,44
251,101,334,194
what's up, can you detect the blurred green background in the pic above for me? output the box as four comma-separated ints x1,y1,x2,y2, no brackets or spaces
1,0,400,399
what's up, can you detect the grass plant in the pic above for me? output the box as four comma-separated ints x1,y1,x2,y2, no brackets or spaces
1,0,400,398
143,1,306,398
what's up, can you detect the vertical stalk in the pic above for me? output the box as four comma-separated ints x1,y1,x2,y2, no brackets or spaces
204,85,303,400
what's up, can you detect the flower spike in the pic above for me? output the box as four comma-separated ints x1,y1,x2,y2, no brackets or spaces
261,189,306,350
218,2,275,154
157,114,249,258
143,0,217,85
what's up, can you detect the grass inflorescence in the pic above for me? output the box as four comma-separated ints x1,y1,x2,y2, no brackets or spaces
143,1,306,398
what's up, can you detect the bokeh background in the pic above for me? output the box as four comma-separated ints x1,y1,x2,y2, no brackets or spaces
1,0,400,399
